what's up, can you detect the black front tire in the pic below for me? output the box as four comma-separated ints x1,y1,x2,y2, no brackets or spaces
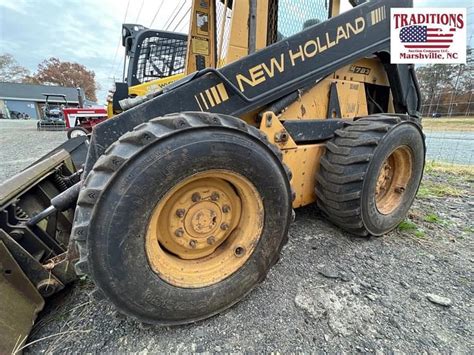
71,112,292,325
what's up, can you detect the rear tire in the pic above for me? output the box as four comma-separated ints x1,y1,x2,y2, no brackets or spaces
316,115,425,236
71,112,292,325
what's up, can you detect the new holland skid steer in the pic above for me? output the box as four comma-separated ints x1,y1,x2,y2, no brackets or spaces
0,0,425,350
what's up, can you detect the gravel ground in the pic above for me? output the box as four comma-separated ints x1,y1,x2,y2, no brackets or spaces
1,120,473,353
0,120,67,181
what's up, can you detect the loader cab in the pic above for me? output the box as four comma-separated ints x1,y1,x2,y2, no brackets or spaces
108,24,188,116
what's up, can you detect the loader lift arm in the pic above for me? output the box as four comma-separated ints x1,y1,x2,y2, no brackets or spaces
86,0,420,174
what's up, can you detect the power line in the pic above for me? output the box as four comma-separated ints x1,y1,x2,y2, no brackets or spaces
109,0,131,81
163,0,186,31
135,0,145,24
172,7,191,32
177,19,189,33
167,1,189,31
150,0,165,28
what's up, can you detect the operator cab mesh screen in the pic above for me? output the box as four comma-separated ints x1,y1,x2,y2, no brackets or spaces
268,0,330,44
134,34,187,85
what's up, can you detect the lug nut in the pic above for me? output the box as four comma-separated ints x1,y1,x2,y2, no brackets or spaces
176,209,185,218
220,222,229,231
175,228,184,237
191,192,201,202
395,186,406,194
234,246,246,257
189,240,197,248
211,192,220,201
222,205,231,213
207,236,216,245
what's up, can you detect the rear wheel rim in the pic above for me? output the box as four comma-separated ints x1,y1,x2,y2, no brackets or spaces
146,170,264,288
375,145,413,215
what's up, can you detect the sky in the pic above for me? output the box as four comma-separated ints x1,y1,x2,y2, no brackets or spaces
0,0,472,104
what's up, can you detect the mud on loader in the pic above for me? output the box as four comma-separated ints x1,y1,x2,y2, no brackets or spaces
0,0,425,350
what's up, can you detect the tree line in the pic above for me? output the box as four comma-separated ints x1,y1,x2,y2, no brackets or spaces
0,54,98,102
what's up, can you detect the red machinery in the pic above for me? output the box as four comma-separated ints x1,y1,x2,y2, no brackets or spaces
63,107,108,139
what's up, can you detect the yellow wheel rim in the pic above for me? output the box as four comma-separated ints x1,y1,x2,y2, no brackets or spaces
145,170,264,288
375,146,413,215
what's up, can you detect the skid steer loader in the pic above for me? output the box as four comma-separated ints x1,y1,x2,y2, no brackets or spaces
0,0,425,350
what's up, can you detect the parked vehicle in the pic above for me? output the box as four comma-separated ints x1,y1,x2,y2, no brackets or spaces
37,94,68,130
63,107,108,139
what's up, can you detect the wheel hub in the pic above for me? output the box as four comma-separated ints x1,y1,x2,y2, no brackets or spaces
185,202,222,237
375,146,413,215
145,170,263,288
158,178,241,260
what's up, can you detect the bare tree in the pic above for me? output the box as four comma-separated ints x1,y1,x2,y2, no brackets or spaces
416,53,473,117
0,53,30,83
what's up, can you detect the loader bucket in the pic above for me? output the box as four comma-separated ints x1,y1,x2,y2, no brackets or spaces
0,241,44,353
0,136,88,353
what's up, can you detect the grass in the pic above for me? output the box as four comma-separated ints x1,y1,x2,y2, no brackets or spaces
424,161,474,179
398,219,426,238
463,226,474,234
423,212,451,227
398,220,418,231
424,213,441,223
417,182,464,198
418,161,473,199
422,117,474,132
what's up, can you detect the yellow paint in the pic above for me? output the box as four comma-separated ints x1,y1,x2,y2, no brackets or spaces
205,89,216,107
129,73,185,97
210,86,221,104
283,145,325,208
145,170,263,288
331,0,341,17
259,112,297,149
216,83,229,101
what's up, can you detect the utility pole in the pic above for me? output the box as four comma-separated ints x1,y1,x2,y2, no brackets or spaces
466,90,472,117
448,64,464,117
427,67,438,116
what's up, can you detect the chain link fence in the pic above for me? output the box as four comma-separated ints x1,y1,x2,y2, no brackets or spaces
417,64,473,166
423,127,473,166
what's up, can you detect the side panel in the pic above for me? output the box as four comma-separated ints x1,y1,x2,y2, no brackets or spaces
280,58,388,120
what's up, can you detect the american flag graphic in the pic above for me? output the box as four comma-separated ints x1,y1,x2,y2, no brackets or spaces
400,25,455,49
